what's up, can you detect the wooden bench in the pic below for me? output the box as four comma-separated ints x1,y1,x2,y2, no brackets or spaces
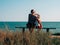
15,27,56,33
15,27,56,45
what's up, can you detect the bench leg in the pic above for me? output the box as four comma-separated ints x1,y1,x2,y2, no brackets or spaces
46,28,49,32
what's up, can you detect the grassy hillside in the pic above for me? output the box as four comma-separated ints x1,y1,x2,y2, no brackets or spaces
0,29,60,45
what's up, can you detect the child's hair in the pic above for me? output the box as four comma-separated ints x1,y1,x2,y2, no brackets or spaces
37,15,40,19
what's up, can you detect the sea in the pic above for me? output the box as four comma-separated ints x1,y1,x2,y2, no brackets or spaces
0,22,60,34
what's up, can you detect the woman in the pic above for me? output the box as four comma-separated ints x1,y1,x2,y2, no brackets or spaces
27,9,37,33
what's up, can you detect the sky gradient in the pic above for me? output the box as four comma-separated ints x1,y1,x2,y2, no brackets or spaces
0,0,60,22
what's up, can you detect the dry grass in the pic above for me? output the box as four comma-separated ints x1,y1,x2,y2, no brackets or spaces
0,29,60,45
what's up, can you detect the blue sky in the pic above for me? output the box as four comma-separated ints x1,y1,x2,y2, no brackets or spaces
0,0,60,22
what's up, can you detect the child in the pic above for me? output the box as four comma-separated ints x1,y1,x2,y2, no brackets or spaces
35,14,42,29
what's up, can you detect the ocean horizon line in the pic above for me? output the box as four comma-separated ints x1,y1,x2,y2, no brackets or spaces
0,21,60,22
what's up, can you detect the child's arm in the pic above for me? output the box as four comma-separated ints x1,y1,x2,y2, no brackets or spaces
37,18,42,28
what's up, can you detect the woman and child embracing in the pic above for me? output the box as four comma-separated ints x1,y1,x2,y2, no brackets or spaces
27,9,42,33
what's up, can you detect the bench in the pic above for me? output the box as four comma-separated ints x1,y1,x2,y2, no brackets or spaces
15,27,56,45
15,27,56,33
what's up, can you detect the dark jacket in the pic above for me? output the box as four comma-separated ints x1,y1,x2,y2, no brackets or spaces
28,14,37,24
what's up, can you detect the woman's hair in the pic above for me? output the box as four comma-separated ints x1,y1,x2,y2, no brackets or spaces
31,9,34,13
